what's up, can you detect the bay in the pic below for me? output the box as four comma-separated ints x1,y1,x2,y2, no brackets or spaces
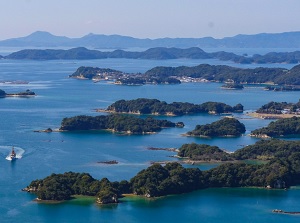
0,57,299,222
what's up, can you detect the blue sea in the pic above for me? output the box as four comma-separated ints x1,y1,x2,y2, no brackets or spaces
0,54,300,222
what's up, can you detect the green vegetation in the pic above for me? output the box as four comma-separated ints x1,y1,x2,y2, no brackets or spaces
5,47,300,65
130,163,203,197
116,77,181,85
104,98,243,116
145,64,300,86
59,114,181,134
69,66,125,79
178,139,300,162
256,100,300,114
251,116,300,137
26,172,129,204
178,143,232,161
233,139,300,160
221,83,244,89
25,139,300,203
186,117,246,137
116,77,145,85
70,63,300,86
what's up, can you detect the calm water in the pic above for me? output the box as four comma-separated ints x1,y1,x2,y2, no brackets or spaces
0,57,300,222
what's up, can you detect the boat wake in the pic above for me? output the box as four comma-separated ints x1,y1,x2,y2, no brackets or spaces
0,146,25,161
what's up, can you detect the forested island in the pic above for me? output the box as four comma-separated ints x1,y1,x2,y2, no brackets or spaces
177,139,300,162
69,66,125,80
250,116,300,138
0,89,35,97
59,114,183,134
186,117,246,137
221,83,244,90
177,143,233,161
24,139,300,204
4,46,300,64
70,63,300,86
98,98,244,116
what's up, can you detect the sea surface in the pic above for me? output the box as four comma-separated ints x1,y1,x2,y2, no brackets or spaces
0,54,300,223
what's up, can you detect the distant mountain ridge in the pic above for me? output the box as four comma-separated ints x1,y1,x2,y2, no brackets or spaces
1,31,300,48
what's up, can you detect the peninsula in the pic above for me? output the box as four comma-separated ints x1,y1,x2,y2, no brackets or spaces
96,98,244,116
185,117,246,137
59,114,183,134
250,116,300,138
24,139,300,204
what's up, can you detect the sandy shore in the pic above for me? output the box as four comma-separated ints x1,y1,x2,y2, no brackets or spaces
247,112,300,119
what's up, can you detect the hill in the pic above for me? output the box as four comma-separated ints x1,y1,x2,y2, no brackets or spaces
4,46,300,64
2,31,300,48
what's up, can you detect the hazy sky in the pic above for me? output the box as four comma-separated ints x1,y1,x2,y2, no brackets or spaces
1,0,299,40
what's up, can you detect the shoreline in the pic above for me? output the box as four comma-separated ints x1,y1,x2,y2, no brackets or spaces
5,94,36,97
34,128,158,135
150,157,238,165
94,109,177,116
182,133,240,138
247,112,300,119
94,109,237,117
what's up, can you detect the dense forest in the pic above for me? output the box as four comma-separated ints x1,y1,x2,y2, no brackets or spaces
103,98,243,116
178,139,300,161
60,114,181,134
186,117,246,137
116,76,181,85
145,64,300,85
25,139,300,203
69,63,300,86
256,100,300,114
250,116,300,137
221,83,244,89
69,66,125,79
178,143,232,161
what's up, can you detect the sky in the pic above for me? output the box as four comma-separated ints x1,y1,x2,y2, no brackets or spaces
0,0,300,40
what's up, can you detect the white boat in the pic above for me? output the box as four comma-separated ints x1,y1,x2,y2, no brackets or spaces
10,147,17,161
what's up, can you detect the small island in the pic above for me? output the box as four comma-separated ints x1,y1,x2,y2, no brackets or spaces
59,114,183,134
250,116,300,138
221,83,244,90
0,89,35,97
185,117,246,137
24,139,300,204
97,98,244,116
